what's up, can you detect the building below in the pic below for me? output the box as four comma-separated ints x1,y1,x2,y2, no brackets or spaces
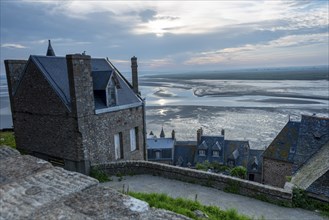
146,128,175,164
147,127,264,183
4,41,146,174
262,114,329,200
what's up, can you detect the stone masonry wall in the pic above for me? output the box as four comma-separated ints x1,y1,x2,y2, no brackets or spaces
263,158,292,188
66,54,145,167
96,161,293,206
83,106,145,166
10,61,81,162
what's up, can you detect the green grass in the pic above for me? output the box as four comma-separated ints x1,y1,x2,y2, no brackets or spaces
129,192,252,220
90,167,111,182
0,132,16,148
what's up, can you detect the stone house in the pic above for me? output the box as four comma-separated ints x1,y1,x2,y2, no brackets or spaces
194,128,263,182
146,128,175,164
247,149,263,182
4,41,146,174
263,115,329,189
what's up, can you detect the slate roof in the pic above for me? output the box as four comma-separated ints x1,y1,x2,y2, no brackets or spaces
92,71,112,90
31,56,70,107
247,149,263,173
306,170,329,198
195,136,225,163
224,140,250,167
27,55,141,111
263,121,300,162
147,138,175,149
174,141,197,166
293,115,329,173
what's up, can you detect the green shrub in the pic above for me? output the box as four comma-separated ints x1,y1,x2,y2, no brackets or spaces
129,192,251,220
0,132,16,148
90,167,111,182
293,187,329,217
195,162,208,171
230,166,247,179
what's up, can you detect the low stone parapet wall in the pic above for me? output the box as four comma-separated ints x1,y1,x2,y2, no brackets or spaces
95,160,293,206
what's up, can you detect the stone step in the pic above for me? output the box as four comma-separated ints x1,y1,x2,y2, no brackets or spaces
0,167,98,219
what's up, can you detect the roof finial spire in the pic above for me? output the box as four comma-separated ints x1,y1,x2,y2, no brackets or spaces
160,127,165,138
46,39,56,56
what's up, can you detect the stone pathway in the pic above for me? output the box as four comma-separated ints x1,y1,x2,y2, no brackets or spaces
102,175,327,220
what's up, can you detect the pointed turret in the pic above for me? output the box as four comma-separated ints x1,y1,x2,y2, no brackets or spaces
160,127,165,138
46,40,56,56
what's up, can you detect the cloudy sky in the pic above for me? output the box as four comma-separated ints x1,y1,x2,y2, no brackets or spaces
1,0,328,74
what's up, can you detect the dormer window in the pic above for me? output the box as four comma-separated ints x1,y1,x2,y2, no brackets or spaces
93,70,120,109
107,79,116,107
199,150,206,156
212,150,219,157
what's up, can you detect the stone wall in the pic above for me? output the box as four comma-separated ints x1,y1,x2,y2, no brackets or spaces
0,146,188,220
263,158,293,188
66,54,145,167
95,161,293,206
83,106,145,166
8,61,82,163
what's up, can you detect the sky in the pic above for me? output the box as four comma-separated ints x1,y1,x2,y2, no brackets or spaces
1,0,328,74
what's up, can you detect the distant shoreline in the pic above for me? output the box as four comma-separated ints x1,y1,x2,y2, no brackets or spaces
143,66,329,81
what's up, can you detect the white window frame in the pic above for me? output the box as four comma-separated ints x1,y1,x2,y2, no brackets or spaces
212,150,219,157
114,134,121,159
130,128,137,151
199,150,205,156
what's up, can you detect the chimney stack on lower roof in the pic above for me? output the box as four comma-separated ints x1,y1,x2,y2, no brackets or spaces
131,56,139,95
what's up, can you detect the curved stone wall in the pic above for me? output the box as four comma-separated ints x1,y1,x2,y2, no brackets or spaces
95,160,293,206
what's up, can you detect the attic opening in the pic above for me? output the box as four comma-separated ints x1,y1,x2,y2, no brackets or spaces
93,70,121,108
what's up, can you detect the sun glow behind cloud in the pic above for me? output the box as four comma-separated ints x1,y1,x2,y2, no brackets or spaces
26,0,328,37
2,0,328,71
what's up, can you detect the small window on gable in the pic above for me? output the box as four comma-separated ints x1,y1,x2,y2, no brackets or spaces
107,79,117,107
212,150,219,157
199,150,206,156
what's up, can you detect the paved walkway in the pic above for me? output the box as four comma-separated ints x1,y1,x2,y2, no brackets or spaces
102,175,326,220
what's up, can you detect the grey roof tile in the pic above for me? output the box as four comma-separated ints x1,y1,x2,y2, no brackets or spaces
29,55,141,111
263,121,300,162
293,115,329,172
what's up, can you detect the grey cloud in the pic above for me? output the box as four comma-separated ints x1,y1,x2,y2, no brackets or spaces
139,9,157,22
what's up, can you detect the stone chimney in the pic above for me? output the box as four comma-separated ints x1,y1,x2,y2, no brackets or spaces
221,129,225,136
131,56,139,94
171,129,176,140
66,54,94,117
197,127,203,144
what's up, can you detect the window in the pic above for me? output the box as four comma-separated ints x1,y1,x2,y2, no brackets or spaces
155,151,161,159
130,128,137,151
199,150,205,156
212,150,219,157
114,132,123,159
107,80,117,107
135,127,139,150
